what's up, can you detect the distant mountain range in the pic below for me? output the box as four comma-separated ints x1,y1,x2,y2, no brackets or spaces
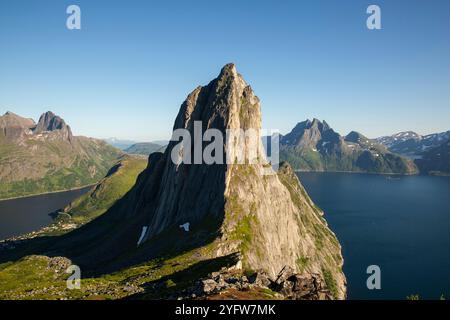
278,119,418,174
104,138,168,156
124,142,167,155
0,111,123,199
376,130,450,175
103,138,138,150
376,131,450,159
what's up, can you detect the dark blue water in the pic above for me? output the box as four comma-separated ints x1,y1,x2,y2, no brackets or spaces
0,187,91,241
298,172,450,300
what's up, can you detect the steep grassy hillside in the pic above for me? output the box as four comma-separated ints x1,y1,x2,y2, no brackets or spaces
62,155,148,224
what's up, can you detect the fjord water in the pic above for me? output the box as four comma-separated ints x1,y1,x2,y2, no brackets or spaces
0,187,91,241
298,172,450,300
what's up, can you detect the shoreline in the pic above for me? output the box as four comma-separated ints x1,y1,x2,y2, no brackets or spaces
294,170,418,176
294,169,450,178
0,183,96,203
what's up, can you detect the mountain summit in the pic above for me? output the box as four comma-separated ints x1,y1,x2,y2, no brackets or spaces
52,64,346,299
280,119,417,174
33,111,73,141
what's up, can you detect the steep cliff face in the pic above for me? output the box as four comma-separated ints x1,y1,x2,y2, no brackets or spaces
33,111,73,141
77,64,345,298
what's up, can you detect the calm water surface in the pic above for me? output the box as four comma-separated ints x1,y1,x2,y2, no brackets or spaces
0,187,91,241
298,172,450,300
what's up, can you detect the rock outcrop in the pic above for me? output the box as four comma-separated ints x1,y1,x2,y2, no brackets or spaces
33,111,73,141
170,265,333,300
56,64,345,299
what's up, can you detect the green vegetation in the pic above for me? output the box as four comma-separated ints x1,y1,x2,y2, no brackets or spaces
64,156,147,224
224,164,262,269
280,137,418,175
0,241,239,300
0,138,123,200
322,268,338,299
296,256,310,272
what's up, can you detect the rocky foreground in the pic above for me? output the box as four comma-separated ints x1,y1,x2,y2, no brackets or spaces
171,265,334,300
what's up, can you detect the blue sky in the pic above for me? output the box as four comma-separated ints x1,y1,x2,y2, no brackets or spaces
1,0,449,141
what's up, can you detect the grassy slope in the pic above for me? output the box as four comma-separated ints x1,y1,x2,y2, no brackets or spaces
0,245,238,300
0,137,123,200
62,156,148,224
0,156,159,299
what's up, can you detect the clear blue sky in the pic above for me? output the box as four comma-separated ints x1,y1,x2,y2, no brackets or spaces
1,0,449,141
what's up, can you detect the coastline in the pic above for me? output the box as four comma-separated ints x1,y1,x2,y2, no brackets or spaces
294,169,450,178
0,183,96,203
294,169,418,176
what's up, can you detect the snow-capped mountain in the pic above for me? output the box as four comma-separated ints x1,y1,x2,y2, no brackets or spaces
376,131,422,149
376,131,450,159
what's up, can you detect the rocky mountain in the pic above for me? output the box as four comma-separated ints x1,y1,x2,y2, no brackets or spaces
124,142,167,155
376,131,422,149
279,119,417,174
33,111,73,141
376,130,450,175
0,111,123,199
0,64,346,300
376,130,450,159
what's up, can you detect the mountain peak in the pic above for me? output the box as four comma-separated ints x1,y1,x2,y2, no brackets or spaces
219,63,237,77
33,111,73,140
281,118,334,147
59,66,346,298
311,118,321,125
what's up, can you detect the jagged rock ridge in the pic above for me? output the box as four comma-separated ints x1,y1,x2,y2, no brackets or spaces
33,111,73,141
57,64,346,299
